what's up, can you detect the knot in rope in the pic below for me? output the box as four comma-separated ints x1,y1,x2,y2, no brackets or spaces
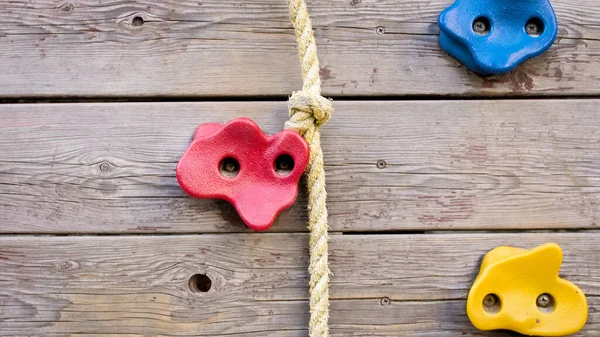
286,90,333,136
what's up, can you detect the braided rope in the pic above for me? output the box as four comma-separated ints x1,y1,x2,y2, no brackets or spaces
285,1,333,336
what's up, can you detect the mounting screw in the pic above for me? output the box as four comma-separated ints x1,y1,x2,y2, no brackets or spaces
376,160,387,169
536,293,552,308
473,22,486,33
472,17,491,36
483,294,498,307
376,26,386,35
526,23,539,35
99,162,110,172
525,18,544,37
275,154,295,176
224,162,236,172
380,297,391,306
220,157,240,178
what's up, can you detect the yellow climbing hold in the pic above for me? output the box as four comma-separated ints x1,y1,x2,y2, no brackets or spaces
467,243,588,336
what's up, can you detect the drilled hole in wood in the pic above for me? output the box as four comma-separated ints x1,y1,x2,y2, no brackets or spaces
275,154,295,176
189,274,212,293
220,157,240,178
132,16,144,27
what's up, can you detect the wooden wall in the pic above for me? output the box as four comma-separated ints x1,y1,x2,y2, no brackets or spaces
0,0,598,336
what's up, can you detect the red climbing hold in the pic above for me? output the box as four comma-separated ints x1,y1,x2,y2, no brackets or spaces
176,118,309,231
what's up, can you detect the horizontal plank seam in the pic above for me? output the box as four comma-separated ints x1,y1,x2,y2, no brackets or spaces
4,95,600,104
3,26,598,42
1,229,600,237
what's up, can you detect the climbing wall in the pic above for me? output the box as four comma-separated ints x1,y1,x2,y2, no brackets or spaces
1,0,599,336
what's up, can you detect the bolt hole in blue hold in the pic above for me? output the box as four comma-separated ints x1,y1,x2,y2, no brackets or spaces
526,17,545,37
439,0,558,76
472,16,491,36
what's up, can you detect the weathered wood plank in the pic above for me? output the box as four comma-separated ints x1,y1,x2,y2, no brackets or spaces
0,233,598,336
1,100,599,233
0,0,598,97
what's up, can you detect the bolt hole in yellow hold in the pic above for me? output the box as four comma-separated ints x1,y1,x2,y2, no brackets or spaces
482,293,501,314
467,243,587,336
536,293,556,314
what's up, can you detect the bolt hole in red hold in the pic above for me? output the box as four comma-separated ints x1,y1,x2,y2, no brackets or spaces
275,154,295,176
220,157,240,178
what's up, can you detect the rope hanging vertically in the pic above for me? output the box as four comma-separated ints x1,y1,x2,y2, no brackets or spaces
285,1,333,336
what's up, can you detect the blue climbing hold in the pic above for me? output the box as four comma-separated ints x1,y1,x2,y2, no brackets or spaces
438,0,558,76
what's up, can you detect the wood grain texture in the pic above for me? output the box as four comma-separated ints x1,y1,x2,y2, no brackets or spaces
1,100,600,233
0,233,598,336
0,0,599,97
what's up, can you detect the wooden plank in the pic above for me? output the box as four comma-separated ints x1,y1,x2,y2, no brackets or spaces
1,100,600,233
0,0,598,97
0,233,598,336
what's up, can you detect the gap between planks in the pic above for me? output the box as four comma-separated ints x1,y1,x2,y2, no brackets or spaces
4,94,600,105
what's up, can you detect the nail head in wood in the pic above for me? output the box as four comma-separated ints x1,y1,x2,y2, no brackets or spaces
99,163,110,172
